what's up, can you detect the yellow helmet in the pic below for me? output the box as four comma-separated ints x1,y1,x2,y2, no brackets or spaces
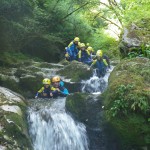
86,43,90,47
96,50,103,57
43,78,51,85
87,46,93,52
97,50,103,54
52,76,61,82
80,43,85,48
74,37,80,42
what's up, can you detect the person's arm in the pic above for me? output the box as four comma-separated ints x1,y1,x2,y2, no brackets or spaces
60,88,69,96
78,50,82,62
103,55,110,68
35,87,44,98
90,60,97,68
87,60,96,70
103,59,108,66
68,41,73,47
86,50,90,56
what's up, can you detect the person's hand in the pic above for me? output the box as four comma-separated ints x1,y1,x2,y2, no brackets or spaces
56,88,60,92
50,93,53,97
65,53,69,58
35,96,38,99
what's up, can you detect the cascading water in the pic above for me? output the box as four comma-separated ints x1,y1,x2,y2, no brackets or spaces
81,67,114,94
28,65,114,150
28,98,89,150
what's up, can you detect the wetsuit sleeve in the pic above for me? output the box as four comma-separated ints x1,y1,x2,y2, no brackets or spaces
78,50,81,61
90,60,97,68
51,86,56,91
68,41,73,48
35,87,44,97
86,50,90,56
103,59,108,66
60,88,69,96
38,87,44,93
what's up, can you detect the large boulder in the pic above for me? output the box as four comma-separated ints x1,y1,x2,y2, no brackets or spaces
66,92,121,149
66,93,98,126
58,61,93,82
0,87,32,150
103,57,150,149
119,20,150,58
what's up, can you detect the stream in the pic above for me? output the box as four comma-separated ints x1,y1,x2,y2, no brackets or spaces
27,67,115,150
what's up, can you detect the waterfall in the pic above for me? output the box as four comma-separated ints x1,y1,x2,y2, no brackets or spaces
81,67,114,94
28,98,89,150
28,66,114,150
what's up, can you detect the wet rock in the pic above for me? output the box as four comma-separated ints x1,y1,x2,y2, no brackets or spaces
119,21,150,57
0,86,32,150
19,75,43,98
59,59,70,66
103,57,150,149
66,92,121,150
58,61,93,82
66,93,103,127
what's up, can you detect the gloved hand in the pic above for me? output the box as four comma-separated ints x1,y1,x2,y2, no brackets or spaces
65,53,69,58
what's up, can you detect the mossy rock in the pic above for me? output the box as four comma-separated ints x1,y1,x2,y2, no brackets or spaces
58,59,70,66
35,62,63,69
0,76,21,95
119,20,150,58
58,61,93,82
66,93,103,127
103,57,150,149
19,75,43,98
109,115,150,150
0,87,32,150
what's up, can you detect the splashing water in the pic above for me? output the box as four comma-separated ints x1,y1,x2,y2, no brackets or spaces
81,67,114,94
28,98,89,150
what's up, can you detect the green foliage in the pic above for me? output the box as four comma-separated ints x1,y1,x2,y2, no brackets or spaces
0,0,119,62
108,84,133,117
121,0,150,26
108,84,150,118
128,45,150,59
88,29,119,58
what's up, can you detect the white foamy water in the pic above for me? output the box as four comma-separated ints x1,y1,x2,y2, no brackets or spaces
81,66,114,94
28,98,89,150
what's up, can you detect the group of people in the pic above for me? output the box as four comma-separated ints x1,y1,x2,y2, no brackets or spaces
65,37,110,77
35,76,69,99
35,37,111,99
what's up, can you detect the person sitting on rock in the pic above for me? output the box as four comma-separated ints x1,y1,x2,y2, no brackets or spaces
89,50,108,77
35,78,53,98
78,43,93,65
65,37,80,61
51,76,69,98
87,46,94,59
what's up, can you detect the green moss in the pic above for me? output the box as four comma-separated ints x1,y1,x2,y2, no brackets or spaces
66,93,88,122
58,61,92,82
110,115,150,149
0,76,21,95
19,75,43,98
103,57,150,149
0,109,32,150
